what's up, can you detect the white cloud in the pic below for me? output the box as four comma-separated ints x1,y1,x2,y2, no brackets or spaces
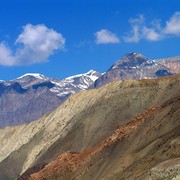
124,15,162,43
124,12,180,43
0,24,65,66
164,12,180,36
123,15,144,43
142,27,161,41
95,29,120,44
123,25,140,43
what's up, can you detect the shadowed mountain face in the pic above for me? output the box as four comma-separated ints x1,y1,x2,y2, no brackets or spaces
93,52,175,88
0,70,100,127
0,74,179,180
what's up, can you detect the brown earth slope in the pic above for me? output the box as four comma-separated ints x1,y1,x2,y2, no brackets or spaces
24,95,180,179
0,74,180,180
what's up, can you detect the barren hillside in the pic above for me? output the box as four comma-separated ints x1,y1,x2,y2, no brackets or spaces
0,74,179,180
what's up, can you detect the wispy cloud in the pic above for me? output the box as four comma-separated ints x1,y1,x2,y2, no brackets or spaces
0,24,65,66
95,29,120,44
123,24,140,43
124,12,180,43
123,15,162,43
163,12,180,36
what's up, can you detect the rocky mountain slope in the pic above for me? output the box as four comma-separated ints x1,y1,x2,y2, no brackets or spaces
0,70,100,127
0,74,179,180
93,52,177,88
155,56,180,74
27,103,180,180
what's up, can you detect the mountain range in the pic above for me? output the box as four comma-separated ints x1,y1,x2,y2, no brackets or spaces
0,74,179,180
0,52,179,179
0,52,179,127
0,70,100,127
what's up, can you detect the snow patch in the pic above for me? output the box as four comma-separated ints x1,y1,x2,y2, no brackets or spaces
17,73,47,80
65,70,99,82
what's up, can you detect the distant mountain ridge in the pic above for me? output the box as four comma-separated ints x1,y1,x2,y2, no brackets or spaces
15,70,100,97
154,56,180,74
0,70,101,127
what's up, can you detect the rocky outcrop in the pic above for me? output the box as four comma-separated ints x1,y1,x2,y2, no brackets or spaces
138,158,180,180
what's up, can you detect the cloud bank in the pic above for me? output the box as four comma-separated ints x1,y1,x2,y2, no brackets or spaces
0,24,65,66
95,29,120,44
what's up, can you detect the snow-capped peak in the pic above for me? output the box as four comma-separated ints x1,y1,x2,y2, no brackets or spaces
85,70,100,81
65,73,85,80
17,73,47,80
49,70,101,97
65,70,100,82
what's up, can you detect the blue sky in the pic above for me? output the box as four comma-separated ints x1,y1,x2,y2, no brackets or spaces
0,0,180,80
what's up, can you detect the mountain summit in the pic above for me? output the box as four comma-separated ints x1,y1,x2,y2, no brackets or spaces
110,52,149,69
93,52,173,88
